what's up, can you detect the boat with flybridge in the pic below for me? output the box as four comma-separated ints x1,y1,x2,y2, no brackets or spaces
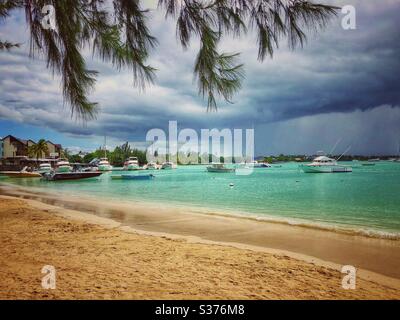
123,157,139,170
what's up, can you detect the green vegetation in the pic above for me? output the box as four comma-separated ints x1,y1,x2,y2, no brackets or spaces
28,139,49,160
66,142,146,166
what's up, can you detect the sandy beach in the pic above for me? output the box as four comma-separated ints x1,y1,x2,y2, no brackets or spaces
0,191,399,300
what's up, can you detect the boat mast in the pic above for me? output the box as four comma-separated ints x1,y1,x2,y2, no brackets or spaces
104,136,107,159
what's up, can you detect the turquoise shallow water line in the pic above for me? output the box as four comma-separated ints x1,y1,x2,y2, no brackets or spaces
2,162,400,236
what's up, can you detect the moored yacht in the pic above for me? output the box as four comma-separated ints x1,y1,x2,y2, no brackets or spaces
206,163,235,173
146,162,159,170
123,157,139,170
98,158,113,171
300,156,352,173
55,159,72,173
38,162,52,174
161,162,176,170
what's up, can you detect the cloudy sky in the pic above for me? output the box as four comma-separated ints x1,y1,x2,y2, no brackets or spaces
0,0,399,156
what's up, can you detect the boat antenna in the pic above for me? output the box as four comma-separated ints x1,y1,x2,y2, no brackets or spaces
336,146,351,161
328,138,342,157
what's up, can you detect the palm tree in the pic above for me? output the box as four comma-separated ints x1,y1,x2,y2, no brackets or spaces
28,139,49,161
61,148,71,160
0,0,338,118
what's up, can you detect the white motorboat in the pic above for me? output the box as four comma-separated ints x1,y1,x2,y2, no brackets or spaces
38,163,52,174
55,159,72,173
123,157,139,170
98,158,113,171
146,162,159,170
300,156,352,173
161,162,176,170
206,163,235,173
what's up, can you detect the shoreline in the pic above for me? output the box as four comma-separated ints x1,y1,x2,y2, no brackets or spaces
1,184,400,284
1,180,399,241
0,195,399,299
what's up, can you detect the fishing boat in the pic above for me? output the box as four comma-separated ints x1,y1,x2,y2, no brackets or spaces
206,163,235,173
55,159,72,173
38,163,52,174
43,171,103,181
123,157,139,170
98,136,113,171
111,174,154,180
300,156,352,173
161,162,176,170
98,158,113,171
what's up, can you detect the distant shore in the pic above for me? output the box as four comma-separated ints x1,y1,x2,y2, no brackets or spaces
0,187,399,299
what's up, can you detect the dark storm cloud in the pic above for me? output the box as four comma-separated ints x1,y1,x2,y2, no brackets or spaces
0,0,399,154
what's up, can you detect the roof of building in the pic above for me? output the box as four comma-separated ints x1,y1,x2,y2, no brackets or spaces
2,135,28,145
1,135,62,149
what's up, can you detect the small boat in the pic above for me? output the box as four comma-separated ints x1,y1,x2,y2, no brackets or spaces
146,162,159,170
98,158,113,171
123,157,139,170
206,163,235,173
361,163,376,166
56,159,72,173
161,162,176,170
0,170,42,178
43,172,103,181
38,163,52,174
251,161,271,168
368,158,380,162
111,174,155,180
300,156,352,173
258,162,272,168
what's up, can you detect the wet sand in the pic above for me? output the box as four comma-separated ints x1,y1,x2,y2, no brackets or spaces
1,184,400,280
0,192,399,299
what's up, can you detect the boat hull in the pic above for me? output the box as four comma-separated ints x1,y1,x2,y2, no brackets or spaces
124,165,140,170
206,167,235,173
98,165,113,171
111,174,154,180
0,171,42,178
44,172,103,181
301,165,352,173
38,168,52,174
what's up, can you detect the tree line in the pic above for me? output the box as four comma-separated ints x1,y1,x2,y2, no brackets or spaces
65,142,147,166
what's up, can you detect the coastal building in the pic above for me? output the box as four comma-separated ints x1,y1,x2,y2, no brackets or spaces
1,135,28,158
0,135,63,171
46,140,62,158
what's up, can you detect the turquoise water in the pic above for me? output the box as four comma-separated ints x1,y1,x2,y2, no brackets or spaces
2,162,400,237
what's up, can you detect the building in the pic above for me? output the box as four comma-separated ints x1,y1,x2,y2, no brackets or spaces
0,135,63,171
1,135,28,158
46,140,62,158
